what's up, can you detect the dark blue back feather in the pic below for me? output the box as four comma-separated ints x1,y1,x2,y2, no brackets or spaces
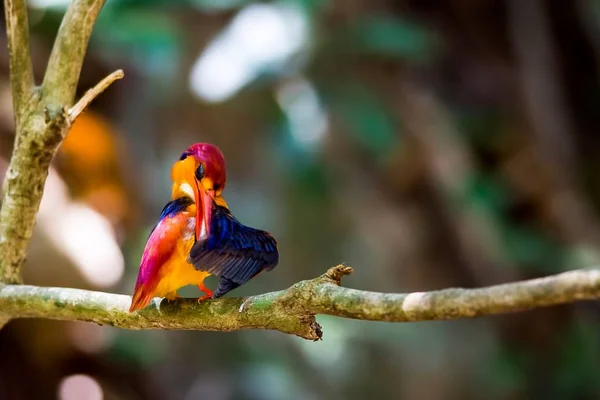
159,197,194,220
189,205,279,297
148,197,194,238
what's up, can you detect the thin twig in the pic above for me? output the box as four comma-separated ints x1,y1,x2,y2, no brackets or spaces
68,69,124,123
3,0,34,121
0,265,598,340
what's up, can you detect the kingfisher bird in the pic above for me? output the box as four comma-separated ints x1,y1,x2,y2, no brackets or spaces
129,143,279,312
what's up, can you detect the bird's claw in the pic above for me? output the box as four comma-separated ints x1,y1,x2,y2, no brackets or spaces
197,283,213,303
197,294,211,303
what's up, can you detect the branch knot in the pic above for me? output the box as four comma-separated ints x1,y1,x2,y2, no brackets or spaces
324,264,353,285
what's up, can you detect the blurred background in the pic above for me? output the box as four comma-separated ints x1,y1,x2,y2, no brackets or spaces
0,0,600,398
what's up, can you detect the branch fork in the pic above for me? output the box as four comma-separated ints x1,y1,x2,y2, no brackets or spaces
0,0,121,291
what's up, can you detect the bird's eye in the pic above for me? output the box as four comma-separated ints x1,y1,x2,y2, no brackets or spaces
195,164,205,180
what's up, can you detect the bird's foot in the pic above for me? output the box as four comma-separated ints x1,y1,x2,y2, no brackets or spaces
197,294,212,303
197,283,213,303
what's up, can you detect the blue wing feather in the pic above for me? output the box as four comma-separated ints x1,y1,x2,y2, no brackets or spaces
189,205,279,297
147,197,194,238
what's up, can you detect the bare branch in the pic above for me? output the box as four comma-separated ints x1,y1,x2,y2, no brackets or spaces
309,266,600,321
3,0,34,121
0,265,598,340
68,69,124,123
42,0,107,109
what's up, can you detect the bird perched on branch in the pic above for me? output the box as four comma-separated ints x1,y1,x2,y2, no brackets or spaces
129,143,278,312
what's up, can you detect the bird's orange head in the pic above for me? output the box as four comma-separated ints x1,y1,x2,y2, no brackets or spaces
170,143,227,240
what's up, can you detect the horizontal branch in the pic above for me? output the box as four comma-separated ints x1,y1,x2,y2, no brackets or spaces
0,265,599,340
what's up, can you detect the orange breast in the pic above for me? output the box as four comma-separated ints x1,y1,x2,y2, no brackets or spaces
153,228,210,298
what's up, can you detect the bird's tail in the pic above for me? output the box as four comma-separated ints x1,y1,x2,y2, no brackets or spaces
213,277,240,298
129,284,155,313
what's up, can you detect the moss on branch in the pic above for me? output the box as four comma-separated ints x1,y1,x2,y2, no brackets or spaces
0,265,599,340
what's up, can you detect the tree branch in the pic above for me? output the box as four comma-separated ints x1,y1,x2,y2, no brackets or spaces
68,69,124,123
0,265,598,340
0,0,111,285
4,0,34,122
42,0,107,109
